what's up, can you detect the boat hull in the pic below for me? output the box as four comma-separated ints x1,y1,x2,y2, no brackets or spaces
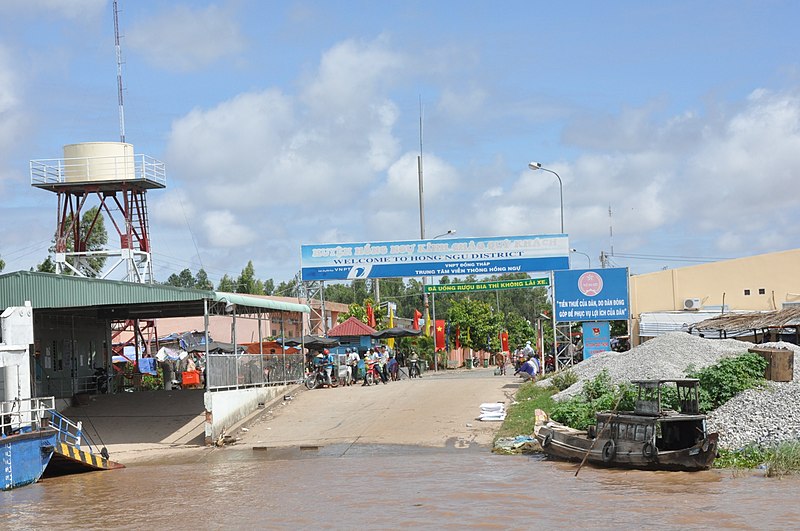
1,428,58,491
536,425,718,472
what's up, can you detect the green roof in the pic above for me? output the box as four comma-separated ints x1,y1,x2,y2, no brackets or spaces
0,271,309,318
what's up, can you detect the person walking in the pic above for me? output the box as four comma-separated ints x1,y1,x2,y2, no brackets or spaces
346,348,360,384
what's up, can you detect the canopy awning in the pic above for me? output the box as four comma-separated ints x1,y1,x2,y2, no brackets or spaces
371,327,423,339
213,292,310,314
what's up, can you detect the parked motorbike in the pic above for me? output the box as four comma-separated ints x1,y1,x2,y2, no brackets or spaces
93,366,111,394
304,365,338,390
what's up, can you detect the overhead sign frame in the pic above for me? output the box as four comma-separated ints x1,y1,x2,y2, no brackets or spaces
301,234,569,281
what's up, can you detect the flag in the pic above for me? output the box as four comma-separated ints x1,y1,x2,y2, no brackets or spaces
366,303,375,328
435,319,446,352
500,330,509,352
425,308,431,336
387,307,395,349
412,309,422,330
455,326,461,349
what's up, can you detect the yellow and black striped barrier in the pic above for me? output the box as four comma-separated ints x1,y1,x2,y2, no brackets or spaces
54,442,122,470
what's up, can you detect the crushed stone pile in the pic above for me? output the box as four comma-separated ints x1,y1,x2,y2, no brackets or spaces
708,382,800,450
544,333,800,449
548,332,753,401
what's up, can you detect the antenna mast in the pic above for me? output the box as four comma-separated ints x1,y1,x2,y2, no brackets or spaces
609,204,614,257
114,0,126,143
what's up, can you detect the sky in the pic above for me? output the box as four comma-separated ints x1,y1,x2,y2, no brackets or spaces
1,0,799,289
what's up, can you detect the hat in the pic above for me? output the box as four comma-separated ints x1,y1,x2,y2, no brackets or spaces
323,349,329,354
315,353,324,358
526,341,532,346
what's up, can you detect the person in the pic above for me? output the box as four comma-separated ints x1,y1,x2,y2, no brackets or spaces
522,340,535,359
322,349,334,386
387,355,399,381
346,348,360,384
378,345,390,382
408,350,421,378
514,356,539,382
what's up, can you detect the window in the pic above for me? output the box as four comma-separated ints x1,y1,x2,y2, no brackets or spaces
744,289,751,296
758,288,766,295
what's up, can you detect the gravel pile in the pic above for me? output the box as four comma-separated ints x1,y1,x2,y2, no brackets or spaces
708,382,800,450
549,332,753,401
543,333,800,449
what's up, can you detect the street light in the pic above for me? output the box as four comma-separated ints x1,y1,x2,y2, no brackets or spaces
570,248,591,268
528,161,564,234
430,229,456,372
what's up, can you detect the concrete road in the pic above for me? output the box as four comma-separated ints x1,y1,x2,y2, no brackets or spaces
237,367,521,449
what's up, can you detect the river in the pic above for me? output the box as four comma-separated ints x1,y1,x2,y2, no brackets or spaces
2,443,798,529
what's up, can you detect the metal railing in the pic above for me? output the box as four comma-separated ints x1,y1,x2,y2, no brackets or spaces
30,154,166,187
207,352,305,391
0,396,56,437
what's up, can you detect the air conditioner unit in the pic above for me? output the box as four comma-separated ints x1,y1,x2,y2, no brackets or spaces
683,298,702,311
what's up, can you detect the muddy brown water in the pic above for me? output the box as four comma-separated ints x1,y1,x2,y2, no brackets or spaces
2,443,799,529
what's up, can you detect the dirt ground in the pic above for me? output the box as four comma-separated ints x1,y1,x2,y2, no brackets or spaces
236,367,521,449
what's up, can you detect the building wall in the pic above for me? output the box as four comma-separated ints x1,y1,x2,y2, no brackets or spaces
629,248,800,343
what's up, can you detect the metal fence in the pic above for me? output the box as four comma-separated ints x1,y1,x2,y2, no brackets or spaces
207,352,305,390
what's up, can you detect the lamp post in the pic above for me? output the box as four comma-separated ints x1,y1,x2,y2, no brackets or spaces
570,248,591,268
430,229,456,372
528,162,564,234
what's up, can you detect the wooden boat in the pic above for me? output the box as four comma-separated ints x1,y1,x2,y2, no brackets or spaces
534,379,718,471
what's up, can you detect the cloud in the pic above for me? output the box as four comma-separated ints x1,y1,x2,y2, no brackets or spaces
202,210,257,247
127,4,244,72
0,46,26,189
474,88,800,259
0,0,106,19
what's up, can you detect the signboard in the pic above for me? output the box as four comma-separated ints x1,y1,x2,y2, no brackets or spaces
554,268,629,322
581,321,610,359
424,276,549,294
301,234,569,281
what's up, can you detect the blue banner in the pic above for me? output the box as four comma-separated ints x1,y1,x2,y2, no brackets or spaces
301,234,569,280
582,321,610,358
554,268,629,322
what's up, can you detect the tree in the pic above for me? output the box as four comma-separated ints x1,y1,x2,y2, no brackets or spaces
262,278,274,295
36,257,56,273
166,268,196,288
448,298,503,352
218,274,236,292
236,261,261,294
0,255,4,272
56,206,109,277
194,268,214,290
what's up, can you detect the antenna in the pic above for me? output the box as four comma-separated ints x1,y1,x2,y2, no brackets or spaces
114,0,126,143
609,204,614,257
418,96,425,240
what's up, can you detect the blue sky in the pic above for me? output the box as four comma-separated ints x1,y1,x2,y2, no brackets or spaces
1,0,799,287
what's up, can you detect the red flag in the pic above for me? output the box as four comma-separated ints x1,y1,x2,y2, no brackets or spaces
413,309,422,330
366,303,375,327
435,320,446,352
500,330,509,352
455,326,461,349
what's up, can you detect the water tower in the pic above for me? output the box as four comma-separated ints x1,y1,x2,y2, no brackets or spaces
30,141,166,283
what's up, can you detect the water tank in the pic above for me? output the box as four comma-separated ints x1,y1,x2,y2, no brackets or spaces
62,142,135,183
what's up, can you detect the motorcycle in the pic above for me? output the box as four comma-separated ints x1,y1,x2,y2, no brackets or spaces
304,365,338,390
93,366,111,394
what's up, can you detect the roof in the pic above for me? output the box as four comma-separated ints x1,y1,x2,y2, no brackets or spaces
0,271,309,319
327,316,378,337
691,307,800,332
638,311,726,337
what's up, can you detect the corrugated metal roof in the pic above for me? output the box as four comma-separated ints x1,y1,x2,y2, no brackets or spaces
0,271,310,316
639,311,725,338
0,271,212,309
327,316,378,337
213,292,309,314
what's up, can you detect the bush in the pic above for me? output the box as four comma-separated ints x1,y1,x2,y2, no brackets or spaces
688,352,768,412
766,441,800,478
549,370,636,430
550,369,578,391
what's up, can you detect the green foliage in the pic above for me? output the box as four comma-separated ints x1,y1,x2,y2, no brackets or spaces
218,274,236,292
494,382,557,440
36,256,56,273
766,441,800,478
338,302,368,324
448,298,503,351
550,369,578,391
549,370,636,430
166,268,197,288
195,268,214,290
688,353,768,412
44,206,108,276
140,366,163,391
0,254,4,272
714,446,768,469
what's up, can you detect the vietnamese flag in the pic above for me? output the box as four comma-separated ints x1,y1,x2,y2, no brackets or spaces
366,303,375,327
413,309,422,330
455,326,461,349
500,330,509,352
435,319,446,352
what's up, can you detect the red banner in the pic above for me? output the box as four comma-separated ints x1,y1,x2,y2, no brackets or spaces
455,326,461,349
413,309,422,330
366,303,375,328
435,319,446,352
500,330,509,352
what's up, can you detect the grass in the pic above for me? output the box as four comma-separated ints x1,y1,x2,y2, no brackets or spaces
766,441,800,478
494,381,556,441
713,442,800,476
